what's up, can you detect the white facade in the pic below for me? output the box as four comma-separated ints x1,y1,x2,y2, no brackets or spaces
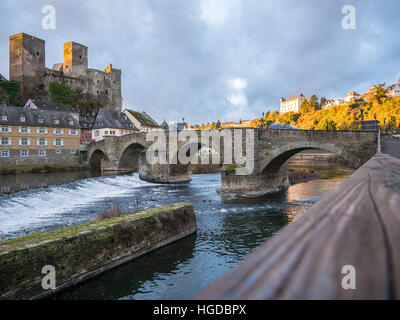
388,84,400,97
344,91,360,102
280,94,305,113
91,128,136,142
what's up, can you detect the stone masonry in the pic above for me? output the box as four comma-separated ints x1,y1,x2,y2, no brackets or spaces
9,33,122,110
85,129,378,201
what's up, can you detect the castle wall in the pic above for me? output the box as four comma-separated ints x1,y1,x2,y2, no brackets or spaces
9,33,122,110
87,68,113,109
44,68,87,93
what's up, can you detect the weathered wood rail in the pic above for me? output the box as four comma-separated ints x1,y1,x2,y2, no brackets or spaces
199,153,400,299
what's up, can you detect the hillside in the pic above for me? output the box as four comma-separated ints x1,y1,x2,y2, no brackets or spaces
271,96,400,131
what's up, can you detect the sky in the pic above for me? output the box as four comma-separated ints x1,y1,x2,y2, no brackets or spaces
0,0,399,125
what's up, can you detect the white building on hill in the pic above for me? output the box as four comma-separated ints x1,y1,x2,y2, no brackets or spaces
280,94,305,113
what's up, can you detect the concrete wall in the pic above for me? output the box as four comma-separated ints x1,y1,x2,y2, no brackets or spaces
0,203,196,300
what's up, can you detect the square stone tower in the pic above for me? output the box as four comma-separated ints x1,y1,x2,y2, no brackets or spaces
63,42,88,78
9,33,45,102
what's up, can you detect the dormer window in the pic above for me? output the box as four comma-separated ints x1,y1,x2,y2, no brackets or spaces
20,114,26,122
54,119,59,125
69,120,74,125
38,116,44,124
1,114,7,121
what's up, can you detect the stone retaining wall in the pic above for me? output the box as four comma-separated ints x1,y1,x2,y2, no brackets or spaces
0,203,196,300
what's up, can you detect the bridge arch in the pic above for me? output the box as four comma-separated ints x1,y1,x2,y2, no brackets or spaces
259,141,360,175
88,149,108,170
118,141,147,172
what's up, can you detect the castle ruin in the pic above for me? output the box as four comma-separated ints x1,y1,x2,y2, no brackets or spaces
9,33,122,110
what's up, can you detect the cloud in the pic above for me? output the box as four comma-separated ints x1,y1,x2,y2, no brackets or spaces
0,0,399,125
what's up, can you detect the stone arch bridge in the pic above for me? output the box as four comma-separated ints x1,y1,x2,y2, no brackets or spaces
84,129,378,201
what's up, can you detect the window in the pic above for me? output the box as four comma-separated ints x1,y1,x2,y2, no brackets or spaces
55,149,62,154
54,129,63,135
54,119,59,125
69,129,78,136
1,114,8,121
20,149,29,157
1,137,10,145
38,149,46,157
20,126,29,133
104,131,109,135
20,115,26,122
69,120,74,125
70,149,76,154
1,150,9,157
37,128,47,134
95,130,99,136
1,125,10,133
19,138,30,146
54,138,63,146
110,131,115,135
37,138,47,146
38,116,44,124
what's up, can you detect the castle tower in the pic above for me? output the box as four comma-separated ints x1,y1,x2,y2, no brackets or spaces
9,33,45,103
63,42,88,78
111,68,122,110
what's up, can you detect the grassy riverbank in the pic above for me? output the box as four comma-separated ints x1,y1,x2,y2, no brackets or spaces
0,163,89,175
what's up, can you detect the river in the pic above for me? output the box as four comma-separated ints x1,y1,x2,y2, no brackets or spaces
0,161,353,300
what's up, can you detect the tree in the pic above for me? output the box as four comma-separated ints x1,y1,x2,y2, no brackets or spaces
316,119,337,131
309,94,320,111
373,83,388,104
300,99,312,113
320,96,327,107
216,120,221,129
49,81,76,106
0,87,8,104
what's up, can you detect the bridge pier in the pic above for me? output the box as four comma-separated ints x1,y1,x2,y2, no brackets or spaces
138,152,192,184
218,162,289,202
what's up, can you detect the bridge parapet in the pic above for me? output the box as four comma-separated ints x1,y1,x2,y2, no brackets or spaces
199,153,400,299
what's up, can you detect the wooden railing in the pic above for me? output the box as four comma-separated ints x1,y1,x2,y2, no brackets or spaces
198,153,400,299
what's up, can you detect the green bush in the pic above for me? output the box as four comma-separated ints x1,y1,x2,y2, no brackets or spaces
0,81,21,106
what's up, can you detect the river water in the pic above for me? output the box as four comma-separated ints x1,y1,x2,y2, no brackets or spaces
0,162,353,300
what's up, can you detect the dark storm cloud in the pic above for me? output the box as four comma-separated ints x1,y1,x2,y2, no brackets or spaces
1,0,399,124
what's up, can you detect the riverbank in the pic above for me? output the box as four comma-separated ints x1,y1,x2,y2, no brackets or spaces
0,203,196,300
0,163,89,175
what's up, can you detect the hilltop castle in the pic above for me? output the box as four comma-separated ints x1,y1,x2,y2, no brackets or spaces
9,33,122,110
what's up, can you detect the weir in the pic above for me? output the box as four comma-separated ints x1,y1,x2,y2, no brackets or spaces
0,203,196,300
